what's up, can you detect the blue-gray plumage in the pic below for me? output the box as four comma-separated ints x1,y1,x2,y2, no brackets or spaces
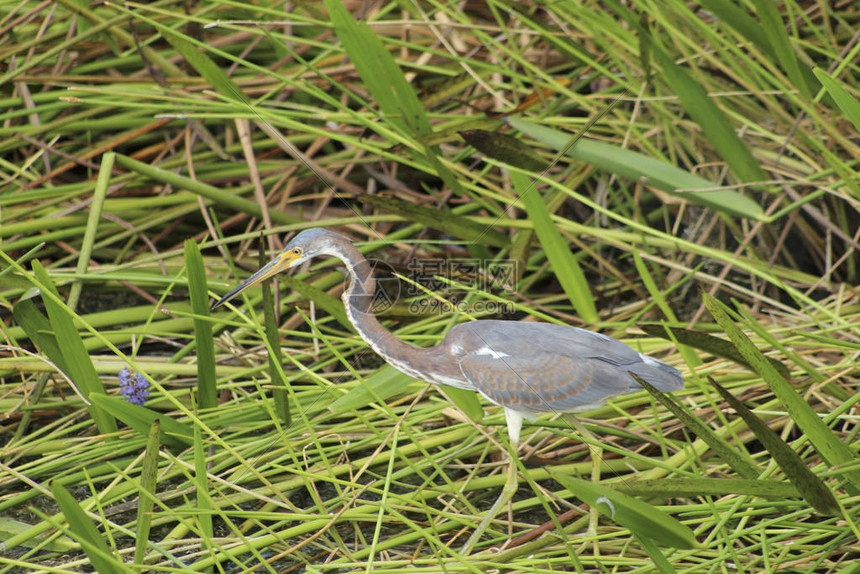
212,227,684,551
448,321,682,418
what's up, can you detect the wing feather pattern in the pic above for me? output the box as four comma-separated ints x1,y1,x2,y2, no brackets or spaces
449,321,683,414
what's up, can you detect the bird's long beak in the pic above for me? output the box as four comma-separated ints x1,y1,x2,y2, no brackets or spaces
211,250,301,311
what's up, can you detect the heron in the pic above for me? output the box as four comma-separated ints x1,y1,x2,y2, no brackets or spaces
212,227,684,551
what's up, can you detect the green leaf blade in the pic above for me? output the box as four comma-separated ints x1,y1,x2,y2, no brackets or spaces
709,378,839,515
813,68,860,133
635,374,761,480
702,293,860,493
260,241,291,425
653,46,768,185
510,170,599,324
329,365,414,412
32,261,117,434
553,474,698,549
89,393,193,447
639,324,791,380
13,297,69,375
506,117,764,219
324,0,429,138
134,420,161,565
751,0,815,99
50,482,124,574
358,195,510,249
184,239,217,411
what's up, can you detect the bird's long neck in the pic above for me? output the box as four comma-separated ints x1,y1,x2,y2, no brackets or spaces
334,243,449,382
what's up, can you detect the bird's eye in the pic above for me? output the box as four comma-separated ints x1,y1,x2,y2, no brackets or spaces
292,248,301,255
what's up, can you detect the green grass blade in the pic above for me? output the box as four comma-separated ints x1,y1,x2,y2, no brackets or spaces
329,365,413,412
636,534,676,574
617,477,798,499
813,68,860,132
696,0,773,58
709,377,839,515
702,292,860,493
280,273,353,332
652,45,768,184
49,482,125,574
323,0,429,138
32,260,117,434
323,0,467,199
635,374,761,480
510,170,599,324
358,195,510,249
133,420,160,565
0,515,76,552
58,0,118,54
152,18,244,102
260,241,290,425
552,474,698,549
89,393,192,447
420,72,477,109
184,239,217,411
438,386,484,423
506,117,764,219
114,154,301,225
702,0,821,101
751,0,814,99
193,427,214,548
13,297,69,375
68,152,113,311
639,324,791,381
459,129,547,172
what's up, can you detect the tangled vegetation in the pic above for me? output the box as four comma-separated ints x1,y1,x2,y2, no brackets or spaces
1,1,859,572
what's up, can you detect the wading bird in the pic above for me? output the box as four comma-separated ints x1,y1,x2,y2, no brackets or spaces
212,227,684,551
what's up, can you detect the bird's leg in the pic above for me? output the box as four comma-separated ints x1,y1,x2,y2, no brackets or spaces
460,445,518,554
460,408,524,554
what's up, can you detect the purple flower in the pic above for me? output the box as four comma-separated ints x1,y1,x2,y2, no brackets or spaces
119,367,150,406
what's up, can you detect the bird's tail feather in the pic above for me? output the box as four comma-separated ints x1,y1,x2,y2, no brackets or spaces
629,355,684,392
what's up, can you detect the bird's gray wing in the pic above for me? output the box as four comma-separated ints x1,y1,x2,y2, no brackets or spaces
533,325,684,392
457,350,636,414
448,321,682,405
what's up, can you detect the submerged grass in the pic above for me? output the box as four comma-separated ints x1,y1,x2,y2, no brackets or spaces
1,1,859,572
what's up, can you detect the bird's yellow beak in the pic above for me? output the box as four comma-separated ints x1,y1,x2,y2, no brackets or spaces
211,249,301,311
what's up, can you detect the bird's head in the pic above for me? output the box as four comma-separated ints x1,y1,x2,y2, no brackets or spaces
211,228,346,310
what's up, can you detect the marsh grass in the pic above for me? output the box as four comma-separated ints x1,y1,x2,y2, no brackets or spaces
1,1,859,572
